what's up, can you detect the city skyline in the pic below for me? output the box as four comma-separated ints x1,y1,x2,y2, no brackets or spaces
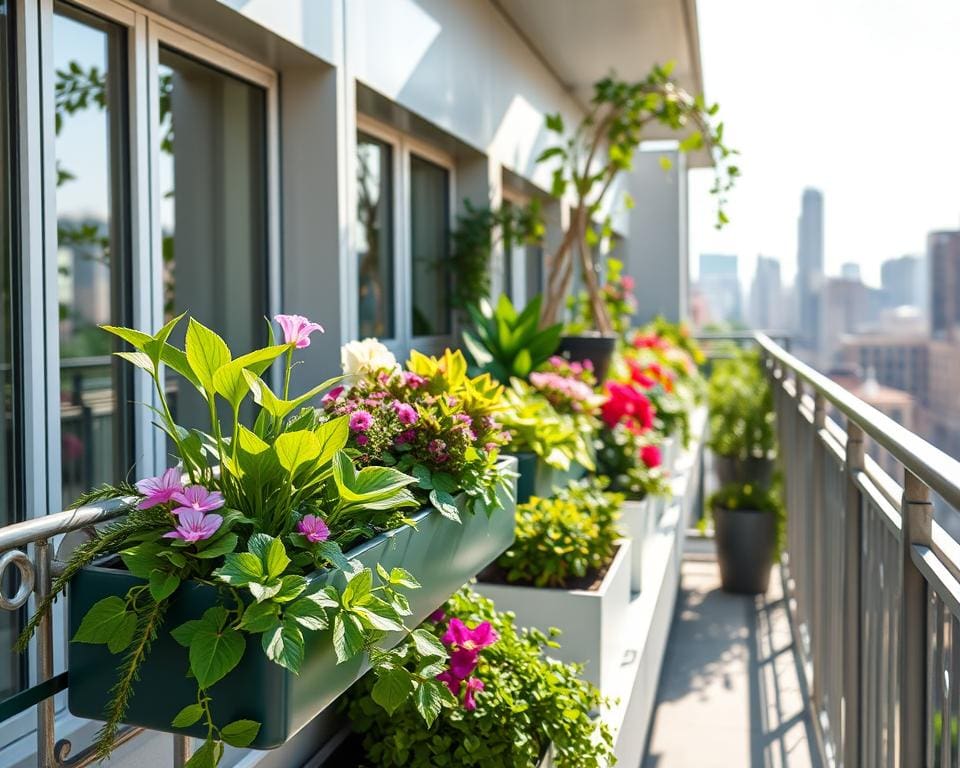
687,0,960,289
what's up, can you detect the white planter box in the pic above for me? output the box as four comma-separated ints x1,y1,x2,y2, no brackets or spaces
621,498,654,593
475,540,631,695
661,435,677,472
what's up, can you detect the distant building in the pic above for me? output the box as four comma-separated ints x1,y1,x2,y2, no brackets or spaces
840,335,931,407
928,230,960,340
697,253,742,325
841,262,861,281
881,254,926,311
748,255,782,330
797,188,824,350
820,277,883,365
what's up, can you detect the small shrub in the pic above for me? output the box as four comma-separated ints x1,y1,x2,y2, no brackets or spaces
707,349,775,459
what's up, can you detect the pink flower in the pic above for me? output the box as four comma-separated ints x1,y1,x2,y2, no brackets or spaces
395,429,416,446
621,275,635,292
321,385,345,405
297,514,330,543
441,618,498,651
436,670,461,696
275,314,324,349
641,444,662,469
428,608,446,623
162,509,222,543
171,485,225,516
449,647,479,679
349,410,373,432
135,467,183,509
393,401,419,426
463,677,484,711
356,434,369,446
403,372,425,389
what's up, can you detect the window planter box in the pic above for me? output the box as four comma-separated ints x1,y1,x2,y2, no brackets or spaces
474,540,631,695
620,497,654,593
66,466,517,750
510,451,587,505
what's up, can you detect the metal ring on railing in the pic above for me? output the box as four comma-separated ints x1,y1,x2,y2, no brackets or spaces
0,549,35,610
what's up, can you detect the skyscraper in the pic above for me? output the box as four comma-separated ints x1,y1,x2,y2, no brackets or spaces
698,253,742,325
748,255,783,330
797,188,824,349
928,231,960,339
881,254,925,310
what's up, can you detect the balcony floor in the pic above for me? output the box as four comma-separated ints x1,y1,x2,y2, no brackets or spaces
643,555,822,768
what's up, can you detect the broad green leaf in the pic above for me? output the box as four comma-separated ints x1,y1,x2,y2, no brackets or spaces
315,540,350,571
353,600,404,633
239,601,279,633
545,112,564,133
115,351,154,375
414,680,444,727
148,570,180,602
171,703,204,728
230,344,290,376
272,574,307,603
220,719,261,748
193,533,239,560
263,537,290,580
332,612,366,663
73,596,133,647
170,618,206,648
184,318,231,393
431,473,457,494
285,595,329,631
410,628,447,659
214,552,263,586
183,739,222,768
120,543,164,579
388,567,420,589
248,579,283,603
513,348,533,378
314,415,350,464
371,668,414,715
190,625,245,689
333,452,417,503
214,345,290,411
274,430,321,475
101,324,151,352
429,489,461,522
262,619,305,673
144,312,186,371
341,568,372,608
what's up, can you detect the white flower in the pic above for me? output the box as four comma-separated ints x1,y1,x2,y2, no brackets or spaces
341,338,398,378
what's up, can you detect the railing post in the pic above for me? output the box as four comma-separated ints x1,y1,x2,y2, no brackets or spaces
811,393,826,713
900,469,932,768
35,539,55,768
173,735,192,767
843,422,864,768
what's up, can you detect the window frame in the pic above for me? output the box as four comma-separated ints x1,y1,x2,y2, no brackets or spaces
354,115,456,358
500,187,531,307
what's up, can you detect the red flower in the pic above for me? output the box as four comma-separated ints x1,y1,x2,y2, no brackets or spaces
640,444,662,468
601,381,655,433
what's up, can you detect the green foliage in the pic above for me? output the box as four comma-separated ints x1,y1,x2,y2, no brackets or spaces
496,478,623,588
348,587,615,767
595,424,669,500
499,380,596,472
707,349,775,459
451,199,544,312
462,294,562,384
567,257,636,335
709,482,781,515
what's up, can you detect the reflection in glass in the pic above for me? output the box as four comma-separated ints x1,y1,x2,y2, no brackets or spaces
410,155,450,337
0,0,22,702
158,47,268,436
53,3,131,505
357,134,394,338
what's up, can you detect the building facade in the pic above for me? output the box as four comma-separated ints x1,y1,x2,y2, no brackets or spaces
796,187,824,350
748,255,782,330
697,252,741,325
929,230,960,340
881,253,926,312
0,0,705,765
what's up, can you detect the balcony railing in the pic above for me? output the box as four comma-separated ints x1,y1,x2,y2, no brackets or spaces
753,331,960,767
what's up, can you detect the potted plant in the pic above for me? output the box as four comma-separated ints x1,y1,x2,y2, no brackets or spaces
344,586,615,767
595,423,669,593
707,348,776,487
534,68,736,377
475,479,629,695
710,482,782,594
19,316,517,766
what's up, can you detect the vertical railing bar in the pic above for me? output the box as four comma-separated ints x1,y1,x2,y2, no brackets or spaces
868,505,879,768
812,393,826,717
942,601,951,768
173,735,191,767
927,590,938,763
902,468,933,768
952,614,960,768
880,506,889,766
889,518,901,768
36,539,55,768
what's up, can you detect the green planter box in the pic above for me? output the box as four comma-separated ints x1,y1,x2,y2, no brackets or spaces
511,451,586,504
67,462,517,749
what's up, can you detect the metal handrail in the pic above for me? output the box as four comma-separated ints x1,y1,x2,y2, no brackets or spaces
0,498,132,553
755,331,960,512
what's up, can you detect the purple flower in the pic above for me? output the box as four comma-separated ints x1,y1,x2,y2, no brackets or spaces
349,410,373,432
356,434,369,446
463,677,484,711
297,514,330,543
403,372,425,389
162,509,222,543
428,608,446,623
393,401,419,426
275,314,324,349
428,439,447,457
455,413,473,426
436,670,461,696
395,429,417,446
449,647,479,679
170,485,225,516
135,467,183,509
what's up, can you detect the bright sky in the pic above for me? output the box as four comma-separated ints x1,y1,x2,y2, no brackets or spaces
688,0,960,289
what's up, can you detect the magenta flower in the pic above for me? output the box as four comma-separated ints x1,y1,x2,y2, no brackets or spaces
162,509,222,543
321,385,345,405
171,485,225,516
403,372,425,389
463,677,484,711
441,618,498,651
356,434,369,446
349,410,373,432
449,647,479,679
436,670,460,696
135,467,183,509
428,608,446,623
395,429,417,446
275,314,324,349
393,401,419,426
297,514,330,543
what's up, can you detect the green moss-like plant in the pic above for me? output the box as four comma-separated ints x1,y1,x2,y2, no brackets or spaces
707,349,775,459
348,586,616,768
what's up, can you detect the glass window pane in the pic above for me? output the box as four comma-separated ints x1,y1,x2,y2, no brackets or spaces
158,47,268,435
357,133,394,338
53,3,131,504
524,244,543,303
0,0,22,702
410,154,450,337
